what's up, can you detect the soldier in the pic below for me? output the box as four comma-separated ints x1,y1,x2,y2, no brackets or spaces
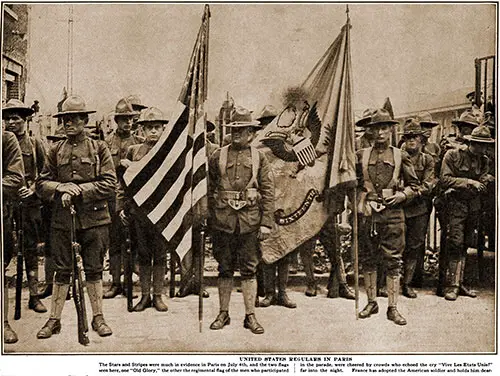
439,125,494,301
399,119,436,298
356,109,420,326
415,111,441,166
208,107,274,334
103,98,142,299
2,130,25,344
36,95,117,338
3,99,47,313
120,108,170,312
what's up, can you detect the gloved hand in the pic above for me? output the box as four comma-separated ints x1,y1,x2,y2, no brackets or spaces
257,226,271,241
384,191,406,207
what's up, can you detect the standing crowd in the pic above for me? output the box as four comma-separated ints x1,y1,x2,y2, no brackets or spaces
2,91,495,344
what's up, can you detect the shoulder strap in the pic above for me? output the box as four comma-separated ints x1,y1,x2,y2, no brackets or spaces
389,146,402,188
245,146,260,189
361,147,375,192
219,145,230,179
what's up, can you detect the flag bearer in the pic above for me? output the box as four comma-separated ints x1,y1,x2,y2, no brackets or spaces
103,98,142,299
208,106,274,334
36,95,116,338
356,108,420,326
3,99,48,313
120,107,170,312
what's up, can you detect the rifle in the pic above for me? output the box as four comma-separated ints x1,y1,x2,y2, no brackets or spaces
13,203,24,320
124,224,134,312
70,205,90,346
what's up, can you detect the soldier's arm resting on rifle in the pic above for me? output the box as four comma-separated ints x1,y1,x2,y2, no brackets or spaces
78,141,117,203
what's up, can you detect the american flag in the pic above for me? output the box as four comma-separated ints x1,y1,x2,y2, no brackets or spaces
123,5,210,260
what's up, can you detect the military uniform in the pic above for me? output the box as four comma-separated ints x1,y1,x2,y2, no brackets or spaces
356,109,420,326
2,131,25,344
208,107,274,334
103,98,143,299
400,120,436,298
121,107,170,312
36,95,116,339
439,127,492,300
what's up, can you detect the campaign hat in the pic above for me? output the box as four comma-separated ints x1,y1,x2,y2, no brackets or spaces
463,125,495,143
2,99,34,118
225,106,261,128
135,107,169,125
53,95,96,118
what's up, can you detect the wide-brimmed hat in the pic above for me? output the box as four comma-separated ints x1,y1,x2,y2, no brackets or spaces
416,111,439,128
2,99,34,117
256,105,278,121
355,108,377,127
399,118,424,136
53,95,96,118
463,125,495,143
225,106,261,128
126,94,147,111
135,107,169,125
113,98,139,116
452,110,481,129
363,108,399,127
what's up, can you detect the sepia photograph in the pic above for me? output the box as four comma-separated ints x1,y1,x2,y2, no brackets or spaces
0,1,497,369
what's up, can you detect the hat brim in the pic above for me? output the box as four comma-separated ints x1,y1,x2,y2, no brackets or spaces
225,121,262,128
131,104,148,111
137,119,169,125
399,131,424,136
452,120,478,128
53,110,96,118
419,121,439,128
3,107,34,117
463,135,495,143
364,119,399,127
355,116,371,128
113,111,139,117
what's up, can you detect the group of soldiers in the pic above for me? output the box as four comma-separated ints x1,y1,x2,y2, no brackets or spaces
2,89,495,343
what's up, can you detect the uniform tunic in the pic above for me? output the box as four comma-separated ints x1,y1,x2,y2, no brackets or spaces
440,147,490,259
356,145,420,275
36,132,116,282
208,145,274,279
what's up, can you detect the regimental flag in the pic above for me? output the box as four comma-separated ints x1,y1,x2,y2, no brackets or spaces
253,15,356,263
123,5,210,260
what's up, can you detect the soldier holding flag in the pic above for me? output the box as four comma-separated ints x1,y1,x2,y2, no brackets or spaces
208,107,274,335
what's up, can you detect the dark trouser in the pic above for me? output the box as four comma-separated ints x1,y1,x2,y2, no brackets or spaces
318,216,348,292
262,254,290,295
108,206,128,283
404,213,430,285
133,216,167,267
51,226,108,283
359,208,405,276
212,229,260,280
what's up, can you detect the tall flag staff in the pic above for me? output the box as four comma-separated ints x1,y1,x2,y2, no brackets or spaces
123,4,211,331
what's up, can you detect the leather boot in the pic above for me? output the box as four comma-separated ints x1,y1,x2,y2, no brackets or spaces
459,257,477,298
37,318,61,339
29,296,47,313
305,281,318,297
387,275,407,325
133,294,152,312
152,295,168,312
403,258,417,299
103,283,122,299
359,271,378,319
4,321,18,344
210,311,230,330
277,291,297,309
339,283,355,300
260,293,276,308
243,313,264,334
91,314,113,337
444,259,460,301
133,264,152,311
28,274,47,312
